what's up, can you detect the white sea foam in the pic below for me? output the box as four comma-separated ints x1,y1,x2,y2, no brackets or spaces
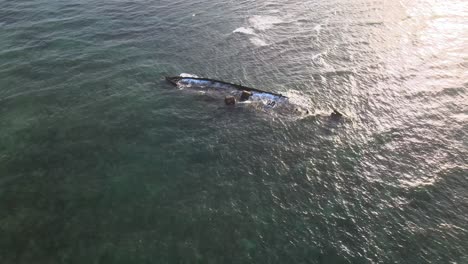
248,15,283,31
233,27,256,35
311,49,330,62
233,15,282,47
311,53,322,60
313,24,322,34
283,89,313,109
249,37,268,47
452,113,468,122
179,73,199,78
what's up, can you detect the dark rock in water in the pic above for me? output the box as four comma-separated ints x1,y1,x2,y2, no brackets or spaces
240,90,252,101
225,96,236,105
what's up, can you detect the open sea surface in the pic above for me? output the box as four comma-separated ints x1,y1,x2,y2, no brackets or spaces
0,0,467,263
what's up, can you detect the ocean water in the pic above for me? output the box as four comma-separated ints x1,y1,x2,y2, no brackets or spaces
1,0,467,263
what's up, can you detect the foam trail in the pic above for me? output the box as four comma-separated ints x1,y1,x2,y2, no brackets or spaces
233,27,256,35
249,15,283,31
250,37,268,47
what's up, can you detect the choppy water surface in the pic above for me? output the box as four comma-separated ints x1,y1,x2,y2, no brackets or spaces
1,0,467,263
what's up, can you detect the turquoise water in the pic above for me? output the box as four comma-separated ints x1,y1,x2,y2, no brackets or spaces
1,0,467,263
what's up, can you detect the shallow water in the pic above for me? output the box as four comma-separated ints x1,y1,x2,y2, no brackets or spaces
0,0,467,263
